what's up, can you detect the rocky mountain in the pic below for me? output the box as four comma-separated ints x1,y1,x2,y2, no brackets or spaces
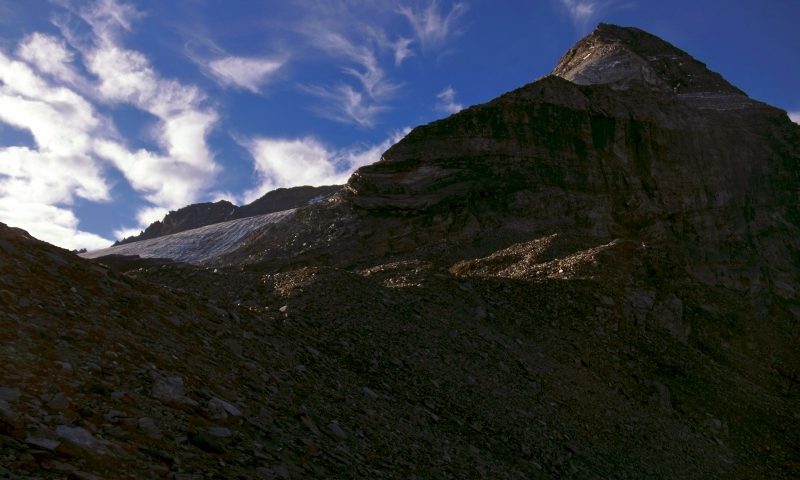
114,185,340,246
2,24,799,479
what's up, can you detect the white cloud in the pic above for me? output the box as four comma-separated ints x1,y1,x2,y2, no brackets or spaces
112,205,167,240
560,0,596,25
366,26,415,66
206,56,285,93
305,32,399,128
69,0,221,236
398,0,467,51
0,49,113,249
558,0,629,28
0,198,112,251
790,111,800,124
303,83,388,128
301,30,399,127
93,137,216,210
0,0,224,247
435,86,463,114
391,37,414,66
242,129,410,203
78,0,144,43
294,5,404,128
17,33,81,85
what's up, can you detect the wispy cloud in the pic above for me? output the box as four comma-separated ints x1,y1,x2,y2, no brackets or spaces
308,31,401,127
206,56,285,93
302,84,387,128
558,0,631,29
70,0,221,229
323,32,400,99
288,1,469,127
398,0,467,52
366,26,414,66
182,32,287,94
435,86,463,114
241,129,410,203
559,0,596,26
391,36,414,66
77,0,144,43
17,33,82,85
291,2,428,128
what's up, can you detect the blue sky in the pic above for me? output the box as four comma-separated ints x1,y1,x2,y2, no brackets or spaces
0,0,798,250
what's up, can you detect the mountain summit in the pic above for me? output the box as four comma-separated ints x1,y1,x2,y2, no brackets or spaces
552,23,746,94
4,25,799,478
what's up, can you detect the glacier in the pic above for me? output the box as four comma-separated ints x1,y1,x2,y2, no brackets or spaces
82,209,296,264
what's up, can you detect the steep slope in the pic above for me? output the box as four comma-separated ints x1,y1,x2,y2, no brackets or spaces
115,185,340,246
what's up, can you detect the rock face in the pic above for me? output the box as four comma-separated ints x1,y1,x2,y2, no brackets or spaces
3,24,800,479
552,23,745,94
329,24,800,308
115,185,340,245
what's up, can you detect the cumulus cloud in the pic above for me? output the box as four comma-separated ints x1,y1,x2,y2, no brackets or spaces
398,0,467,51
206,56,285,93
0,0,223,248
241,129,410,203
435,86,463,114
0,198,112,251
0,49,113,249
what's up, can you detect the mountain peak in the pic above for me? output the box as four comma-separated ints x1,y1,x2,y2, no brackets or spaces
552,23,745,95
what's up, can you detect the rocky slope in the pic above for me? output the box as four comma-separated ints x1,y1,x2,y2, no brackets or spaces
2,24,799,479
115,185,340,246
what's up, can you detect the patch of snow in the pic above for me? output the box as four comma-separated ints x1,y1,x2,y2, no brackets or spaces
82,209,296,264
307,194,327,205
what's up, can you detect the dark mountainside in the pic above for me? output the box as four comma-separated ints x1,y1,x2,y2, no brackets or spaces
2,24,799,479
114,185,340,245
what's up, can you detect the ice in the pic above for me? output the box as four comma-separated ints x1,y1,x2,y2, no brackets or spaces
82,209,295,264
